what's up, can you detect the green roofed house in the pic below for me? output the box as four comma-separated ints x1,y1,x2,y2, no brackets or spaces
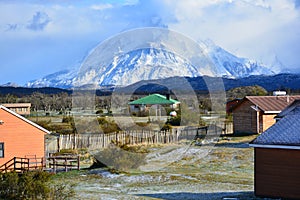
128,94,180,118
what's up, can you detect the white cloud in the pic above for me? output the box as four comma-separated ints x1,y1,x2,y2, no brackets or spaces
26,11,51,31
163,0,300,69
0,0,300,84
90,3,113,11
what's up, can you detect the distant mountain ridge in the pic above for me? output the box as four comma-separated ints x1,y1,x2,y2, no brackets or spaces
119,73,300,94
2,74,300,97
25,41,277,89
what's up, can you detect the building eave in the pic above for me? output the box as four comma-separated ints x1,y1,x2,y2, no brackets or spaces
249,143,300,150
264,111,281,114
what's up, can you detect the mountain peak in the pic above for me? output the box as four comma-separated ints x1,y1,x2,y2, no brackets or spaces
26,42,275,89
1,82,19,87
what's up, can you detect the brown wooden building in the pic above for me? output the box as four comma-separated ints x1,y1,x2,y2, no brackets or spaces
250,104,300,199
232,95,300,134
226,98,242,114
0,105,50,168
2,103,31,116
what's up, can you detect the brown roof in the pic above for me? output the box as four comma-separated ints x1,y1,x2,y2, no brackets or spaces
234,95,300,113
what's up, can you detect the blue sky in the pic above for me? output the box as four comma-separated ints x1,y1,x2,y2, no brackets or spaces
1,0,300,85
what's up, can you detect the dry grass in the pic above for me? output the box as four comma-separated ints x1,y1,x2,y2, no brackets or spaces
52,134,260,199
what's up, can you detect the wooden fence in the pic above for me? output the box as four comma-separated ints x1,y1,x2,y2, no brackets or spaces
0,157,45,173
58,129,180,150
46,122,233,153
48,154,80,173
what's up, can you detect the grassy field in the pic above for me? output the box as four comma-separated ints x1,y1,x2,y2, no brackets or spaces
48,134,280,200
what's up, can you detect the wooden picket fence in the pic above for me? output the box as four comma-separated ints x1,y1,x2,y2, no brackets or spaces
58,129,182,150
47,122,232,152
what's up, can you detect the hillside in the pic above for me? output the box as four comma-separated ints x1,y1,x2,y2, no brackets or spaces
2,73,300,97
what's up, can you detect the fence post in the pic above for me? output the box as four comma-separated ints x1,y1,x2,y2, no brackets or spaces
57,137,60,152
102,133,105,148
27,158,30,171
13,157,16,171
77,155,80,170
53,158,56,173
64,157,67,172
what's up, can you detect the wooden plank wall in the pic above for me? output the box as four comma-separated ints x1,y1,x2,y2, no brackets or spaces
233,100,257,134
255,148,300,199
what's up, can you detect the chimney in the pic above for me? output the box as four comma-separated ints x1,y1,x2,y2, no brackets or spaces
287,95,290,103
166,93,170,100
273,91,286,96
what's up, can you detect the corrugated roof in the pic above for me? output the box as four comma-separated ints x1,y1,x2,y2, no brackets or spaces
251,107,300,146
128,94,180,105
236,95,300,113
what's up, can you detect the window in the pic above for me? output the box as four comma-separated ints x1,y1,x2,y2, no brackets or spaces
0,143,4,158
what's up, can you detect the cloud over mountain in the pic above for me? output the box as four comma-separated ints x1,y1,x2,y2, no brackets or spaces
0,0,299,85
26,11,51,31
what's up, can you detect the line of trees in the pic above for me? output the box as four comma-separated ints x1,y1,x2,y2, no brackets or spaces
0,85,273,116
0,92,114,115
0,92,72,114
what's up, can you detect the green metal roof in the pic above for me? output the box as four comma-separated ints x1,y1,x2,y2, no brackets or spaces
128,94,180,105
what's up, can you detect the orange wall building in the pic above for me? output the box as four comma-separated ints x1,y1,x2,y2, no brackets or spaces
0,105,50,166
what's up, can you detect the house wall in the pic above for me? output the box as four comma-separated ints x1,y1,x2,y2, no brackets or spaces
262,114,276,132
255,147,300,199
232,100,258,134
226,99,241,114
0,108,45,166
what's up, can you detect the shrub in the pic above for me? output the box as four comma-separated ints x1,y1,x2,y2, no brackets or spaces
52,149,78,156
138,110,149,117
97,117,108,125
167,115,181,126
161,123,172,131
35,120,51,130
92,142,146,172
131,112,137,116
96,109,103,114
135,122,151,128
62,116,74,124
97,117,121,133
0,171,74,200
48,123,74,134
227,85,268,99
199,117,207,126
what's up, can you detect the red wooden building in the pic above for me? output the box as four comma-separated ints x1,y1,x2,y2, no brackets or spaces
250,102,300,199
0,105,50,170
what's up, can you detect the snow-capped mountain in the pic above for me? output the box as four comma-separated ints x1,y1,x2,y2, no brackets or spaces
26,69,78,88
1,82,19,87
204,40,274,78
26,41,275,88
